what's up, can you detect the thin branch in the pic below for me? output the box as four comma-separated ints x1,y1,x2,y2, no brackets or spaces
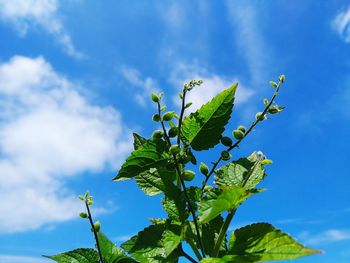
179,244,198,263
200,79,284,196
85,201,104,263
157,101,206,258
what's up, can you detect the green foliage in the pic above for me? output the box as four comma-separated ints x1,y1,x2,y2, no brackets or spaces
48,75,320,263
181,84,237,151
44,248,99,263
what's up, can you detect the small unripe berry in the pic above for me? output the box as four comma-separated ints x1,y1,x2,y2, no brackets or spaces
221,150,231,161
233,129,244,140
220,136,232,146
263,98,269,106
93,221,101,232
152,130,164,140
255,112,266,121
169,144,180,155
78,195,84,201
279,74,285,83
269,81,277,88
200,162,209,175
268,107,279,114
183,170,195,181
152,114,161,122
168,126,178,138
237,125,246,133
79,212,88,218
151,92,160,103
163,111,175,121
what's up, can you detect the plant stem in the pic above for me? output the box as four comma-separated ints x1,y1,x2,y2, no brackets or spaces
212,159,266,257
179,244,198,263
157,102,206,258
177,88,187,146
212,210,236,257
85,201,104,263
200,79,284,196
187,237,203,261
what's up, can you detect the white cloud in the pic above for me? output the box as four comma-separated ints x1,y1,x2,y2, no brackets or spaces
170,62,254,112
226,1,269,83
0,56,131,233
332,6,350,43
120,66,161,107
0,255,50,263
300,229,350,245
0,0,83,58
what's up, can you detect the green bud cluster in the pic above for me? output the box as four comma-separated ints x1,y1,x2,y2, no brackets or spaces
93,221,101,232
151,92,160,103
199,162,209,175
152,114,161,122
168,126,178,137
183,170,195,181
152,130,164,140
233,129,244,140
221,150,231,161
169,144,180,155
255,112,266,121
163,111,175,121
220,136,232,146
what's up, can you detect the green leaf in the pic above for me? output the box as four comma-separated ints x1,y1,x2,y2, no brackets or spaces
162,186,201,222
227,223,320,262
201,255,258,263
182,83,237,151
44,248,99,263
215,152,266,189
121,223,181,263
133,133,147,150
113,140,169,181
199,186,245,223
98,232,136,263
135,167,177,196
201,215,227,257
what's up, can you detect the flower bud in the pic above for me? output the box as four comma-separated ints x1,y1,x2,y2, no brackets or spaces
169,144,180,155
185,102,192,108
233,129,244,140
263,98,269,106
279,74,285,83
200,162,209,176
255,112,266,121
261,159,273,165
163,111,175,121
269,81,277,88
152,114,161,122
268,107,279,114
152,130,164,140
237,125,246,133
79,212,88,218
168,126,178,138
93,221,101,232
78,195,85,201
183,170,195,181
220,136,232,146
221,150,231,161
151,92,160,103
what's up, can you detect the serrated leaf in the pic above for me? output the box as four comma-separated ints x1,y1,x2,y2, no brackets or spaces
133,133,148,150
98,232,136,263
215,152,266,189
44,248,99,263
135,167,177,196
199,186,245,224
162,186,201,222
114,140,169,181
121,223,181,263
227,223,320,262
182,84,237,151
202,215,226,257
201,255,258,263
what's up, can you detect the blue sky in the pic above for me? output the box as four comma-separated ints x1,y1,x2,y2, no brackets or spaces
0,0,349,262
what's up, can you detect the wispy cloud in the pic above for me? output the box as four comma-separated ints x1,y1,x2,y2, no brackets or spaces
169,62,254,112
120,66,161,108
332,6,350,43
0,56,131,233
300,229,350,245
226,1,269,83
0,255,49,263
0,0,83,58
